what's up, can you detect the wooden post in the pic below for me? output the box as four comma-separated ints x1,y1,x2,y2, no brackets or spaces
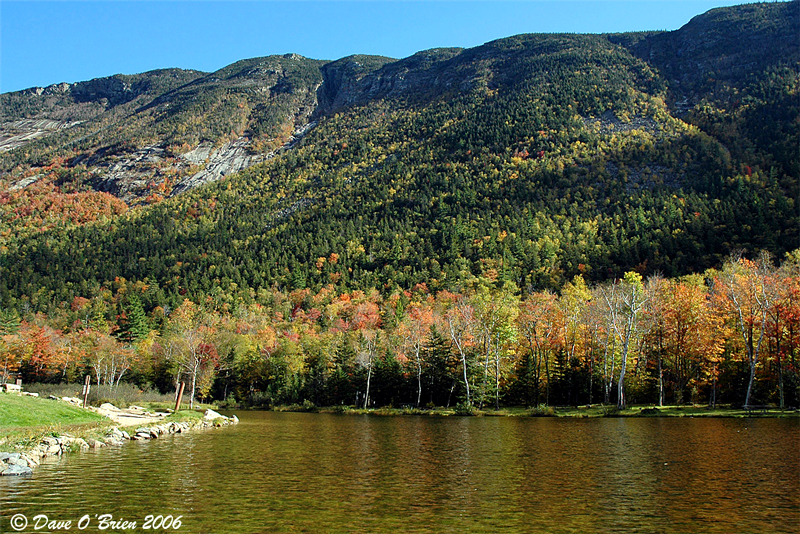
82,375,91,408
175,382,185,412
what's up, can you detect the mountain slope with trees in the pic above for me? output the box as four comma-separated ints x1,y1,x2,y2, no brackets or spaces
0,1,798,410
2,1,797,307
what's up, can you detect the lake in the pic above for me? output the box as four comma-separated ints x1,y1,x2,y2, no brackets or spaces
2,412,798,533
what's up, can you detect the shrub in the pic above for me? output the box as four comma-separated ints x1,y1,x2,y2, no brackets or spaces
88,383,173,407
454,401,476,416
217,394,239,410
527,404,556,417
24,382,173,407
601,406,621,417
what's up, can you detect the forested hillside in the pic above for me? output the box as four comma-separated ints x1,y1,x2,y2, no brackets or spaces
0,2,797,408
2,1,797,306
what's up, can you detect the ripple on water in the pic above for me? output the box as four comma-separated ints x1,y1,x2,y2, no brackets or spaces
2,414,798,534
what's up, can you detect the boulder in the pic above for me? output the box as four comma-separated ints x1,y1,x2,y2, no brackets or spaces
1,464,33,476
203,409,224,420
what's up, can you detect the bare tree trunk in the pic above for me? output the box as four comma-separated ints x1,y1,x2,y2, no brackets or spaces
190,359,199,409
448,316,471,406
775,317,785,409
711,363,717,408
603,332,611,404
544,350,551,406
416,346,423,408
495,334,501,410
447,379,456,408
461,352,470,406
480,335,490,409
617,346,628,410
363,353,373,409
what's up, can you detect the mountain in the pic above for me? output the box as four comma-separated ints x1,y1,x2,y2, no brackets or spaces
0,1,797,309
618,1,800,194
0,55,329,201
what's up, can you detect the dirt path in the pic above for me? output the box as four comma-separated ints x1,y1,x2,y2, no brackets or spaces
91,404,169,427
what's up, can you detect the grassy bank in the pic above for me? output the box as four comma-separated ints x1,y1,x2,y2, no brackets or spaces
0,393,107,428
0,394,112,453
0,393,208,453
279,403,800,418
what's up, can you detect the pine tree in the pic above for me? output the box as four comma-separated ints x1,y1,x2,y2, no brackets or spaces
0,309,21,336
118,294,150,344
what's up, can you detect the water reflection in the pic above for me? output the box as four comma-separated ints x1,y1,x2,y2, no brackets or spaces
2,414,798,533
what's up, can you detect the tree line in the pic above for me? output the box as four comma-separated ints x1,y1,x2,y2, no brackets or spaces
2,251,797,410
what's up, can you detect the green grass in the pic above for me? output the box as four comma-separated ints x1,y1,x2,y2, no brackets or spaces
0,393,212,453
312,404,800,418
165,410,205,423
0,393,113,453
599,404,800,418
0,393,107,429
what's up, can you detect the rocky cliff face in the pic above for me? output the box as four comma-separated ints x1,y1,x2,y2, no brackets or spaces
0,118,83,152
1,2,797,205
0,58,325,202
620,1,799,107
170,138,265,197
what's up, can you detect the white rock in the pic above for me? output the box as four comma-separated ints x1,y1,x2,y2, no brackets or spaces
203,409,224,420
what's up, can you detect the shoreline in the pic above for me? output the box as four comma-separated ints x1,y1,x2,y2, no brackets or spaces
3,399,796,476
0,408,238,477
261,403,800,418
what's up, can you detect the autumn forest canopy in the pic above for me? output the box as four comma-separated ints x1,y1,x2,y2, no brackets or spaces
0,2,798,409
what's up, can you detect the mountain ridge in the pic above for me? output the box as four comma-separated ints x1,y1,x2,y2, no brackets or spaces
2,2,797,200
0,1,797,308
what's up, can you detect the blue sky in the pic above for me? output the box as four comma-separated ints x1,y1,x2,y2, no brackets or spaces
1,1,760,93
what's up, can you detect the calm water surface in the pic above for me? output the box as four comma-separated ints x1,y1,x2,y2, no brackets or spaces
1,412,798,533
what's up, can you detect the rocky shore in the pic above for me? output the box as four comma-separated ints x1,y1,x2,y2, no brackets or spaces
0,409,238,477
